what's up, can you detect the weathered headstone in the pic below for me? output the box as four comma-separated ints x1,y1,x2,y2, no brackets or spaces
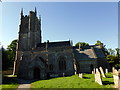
112,67,115,72
94,68,103,85
75,71,77,75
94,68,96,74
99,67,106,78
92,71,94,74
113,69,120,88
105,68,108,74
63,73,65,77
113,69,118,75
79,73,83,78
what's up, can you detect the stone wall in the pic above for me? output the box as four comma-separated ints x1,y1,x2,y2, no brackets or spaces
47,46,75,77
76,60,97,73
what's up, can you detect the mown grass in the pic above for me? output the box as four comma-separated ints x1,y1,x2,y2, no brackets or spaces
1,75,19,89
31,73,114,88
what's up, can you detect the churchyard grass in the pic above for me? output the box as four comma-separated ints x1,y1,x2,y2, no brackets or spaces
1,75,19,89
102,72,114,87
31,73,114,88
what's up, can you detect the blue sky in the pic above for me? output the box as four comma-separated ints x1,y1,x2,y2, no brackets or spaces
0,2,118,49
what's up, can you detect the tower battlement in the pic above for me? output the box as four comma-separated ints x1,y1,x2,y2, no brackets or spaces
18,8,42,51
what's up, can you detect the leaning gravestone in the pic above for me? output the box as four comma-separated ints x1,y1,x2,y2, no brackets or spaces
113,69,120,88
94,68,103,85
79,73,83,78
99,67,106,78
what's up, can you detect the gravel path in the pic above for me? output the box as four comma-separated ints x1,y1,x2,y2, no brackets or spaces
16,78,36,90
16,84,31,90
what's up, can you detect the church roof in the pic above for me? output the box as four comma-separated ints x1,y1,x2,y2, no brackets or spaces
37,41,71,48
73,45,106,61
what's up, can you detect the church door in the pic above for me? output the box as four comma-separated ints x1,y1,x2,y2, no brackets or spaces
33,67,40,79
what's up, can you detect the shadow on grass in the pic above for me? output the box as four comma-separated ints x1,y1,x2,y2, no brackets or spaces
83,76,91,79
2,76,18,84
106,76,113,78
2,76,39,84
102,81,114,85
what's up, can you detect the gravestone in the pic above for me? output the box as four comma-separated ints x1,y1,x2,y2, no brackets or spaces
112,67,115,72
105,68,108,74
63,73,65,77
75,71,77,75
94,68,96,74
79,73,83,78
113,69,118,75
99,67,106,78
94,68,103,85
92,71,94,74
113,69,120,88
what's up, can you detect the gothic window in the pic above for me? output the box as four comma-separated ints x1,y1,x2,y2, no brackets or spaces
49,64,53,71
59,57,66,71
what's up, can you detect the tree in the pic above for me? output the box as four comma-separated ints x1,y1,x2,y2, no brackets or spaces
115,48,120,56
95,40,105,48
95,40,109,56
106,54,120,69
108,48,115,56
2,46,11,70
75,42,89,47
7,39,17,67
115,48,120,68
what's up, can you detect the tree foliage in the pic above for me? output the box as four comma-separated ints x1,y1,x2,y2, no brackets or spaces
95,40,109,56
108,48,115,56
2,47,11,70
106,54,120,68
75,42,89,47
106,48,120,69
95,40,104,47
2,39,17,70
7,39,17,66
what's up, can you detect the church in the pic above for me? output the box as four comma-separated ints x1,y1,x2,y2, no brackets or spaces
13,8,109,80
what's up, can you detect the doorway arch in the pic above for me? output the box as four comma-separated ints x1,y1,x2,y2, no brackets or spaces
33,67,40,79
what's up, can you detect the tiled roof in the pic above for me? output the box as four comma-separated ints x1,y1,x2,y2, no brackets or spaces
73,45,106,61
37,41,71,48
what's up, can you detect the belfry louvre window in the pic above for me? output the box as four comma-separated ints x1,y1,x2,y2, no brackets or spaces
59,60,66,71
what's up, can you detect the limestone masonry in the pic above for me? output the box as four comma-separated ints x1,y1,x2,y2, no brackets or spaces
13,8,109,80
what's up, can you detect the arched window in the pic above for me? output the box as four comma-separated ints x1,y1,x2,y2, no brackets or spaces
49,64,53,71
58,57,66,71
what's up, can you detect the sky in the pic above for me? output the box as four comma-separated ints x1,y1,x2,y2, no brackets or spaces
0,2,118,49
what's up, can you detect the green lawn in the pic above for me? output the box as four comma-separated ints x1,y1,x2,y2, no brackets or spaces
1,75,19,89
31,73,114,88
1,73,114,89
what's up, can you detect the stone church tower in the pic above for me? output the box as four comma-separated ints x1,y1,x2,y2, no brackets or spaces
13,8,42,75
